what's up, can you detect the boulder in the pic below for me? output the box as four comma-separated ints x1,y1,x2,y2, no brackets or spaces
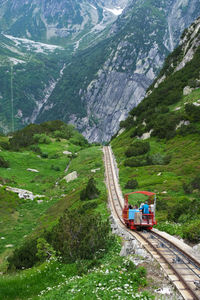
27,168,39,172
6,186,44,200
64,171,78,183
91,168,100,173
5,244,14,248
63,151,72,155
183,86,193,95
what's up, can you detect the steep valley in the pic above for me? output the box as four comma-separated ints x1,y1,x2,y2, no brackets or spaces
1,0,200,142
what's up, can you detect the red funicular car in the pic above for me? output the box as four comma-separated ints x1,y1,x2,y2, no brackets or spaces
122,191,157,230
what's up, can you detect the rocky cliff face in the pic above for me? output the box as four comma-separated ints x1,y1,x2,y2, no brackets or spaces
0,0,200,141
151,15,200,91
36,0,200,142
0,0,128,48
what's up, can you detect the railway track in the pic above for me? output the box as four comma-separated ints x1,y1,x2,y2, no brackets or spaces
103,145,200,300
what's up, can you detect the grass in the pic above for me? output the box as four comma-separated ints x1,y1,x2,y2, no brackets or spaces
111,127,200,238
169,87,200,112
0,134,155,300
0,138,107,271
0,239,153,300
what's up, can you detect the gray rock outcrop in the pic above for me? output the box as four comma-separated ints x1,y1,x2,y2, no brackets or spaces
64,171,78,183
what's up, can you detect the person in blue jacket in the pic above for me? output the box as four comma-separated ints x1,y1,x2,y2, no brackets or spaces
129,205,140,220
142,201,150,223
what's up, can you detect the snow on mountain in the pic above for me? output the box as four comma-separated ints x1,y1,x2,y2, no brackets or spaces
104,7,123,16
4,35,64,54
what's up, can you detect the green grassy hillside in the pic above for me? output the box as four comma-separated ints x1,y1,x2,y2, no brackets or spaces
111,27,200,242
0,121,154,299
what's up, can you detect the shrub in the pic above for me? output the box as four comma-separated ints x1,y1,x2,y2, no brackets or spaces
185,103,200,122
8,238,39,270
183,174,200,193
191,175,200,190
177,123,199,136
51,165,60,171
9,124,40,149
36,238,55,262
80,178,100,201
41,152,48,158
50,209,111,262
147,153,171,165
124,156,147,167
30,145,42,154
81,201,98,211
125,141,150,157
183,220,200,242
125,179,139,189
0,156,9,168
182,182,193,194
0,141,10,150
49,153,60,159
171,197,191,221
33,133,51,144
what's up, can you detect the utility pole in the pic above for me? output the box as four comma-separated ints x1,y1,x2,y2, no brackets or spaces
10,63,14,132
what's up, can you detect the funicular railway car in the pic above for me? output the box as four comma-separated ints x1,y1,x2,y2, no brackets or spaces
122,191,157,230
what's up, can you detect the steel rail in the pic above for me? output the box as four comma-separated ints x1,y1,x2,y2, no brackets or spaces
149,232,200,279
152,230,200,272
103,146,200,300
136,231,200,300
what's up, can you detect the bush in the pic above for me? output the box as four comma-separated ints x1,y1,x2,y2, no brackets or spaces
0,156,9,168
125,179,139,189
177,123,199,136
191,175,200,190
125,140,150,157
41,152,48,158
0,141,10,150
50,209,111,262
49,153,60,159
36,238,55,262
30,145,42,154
8,238,39,270
80,178,100,201
147,153,171,165
50,165,60,171
124,156,147,167
81,201,98,211
183,174,200,193
182,182,193,194
33,133,51,144
185,103,200,122
183,220,200,242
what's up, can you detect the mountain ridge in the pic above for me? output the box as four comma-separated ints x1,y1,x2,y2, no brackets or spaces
0,0,200,142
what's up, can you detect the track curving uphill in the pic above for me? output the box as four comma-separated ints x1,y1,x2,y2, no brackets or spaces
103,146,200,300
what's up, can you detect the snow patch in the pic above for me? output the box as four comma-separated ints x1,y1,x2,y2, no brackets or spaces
104,7,123,16
9,57,25,65
89,4,97,10
4,34,63,53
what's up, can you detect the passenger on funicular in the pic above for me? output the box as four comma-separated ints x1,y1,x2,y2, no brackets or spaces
141,201,150,223
128,205,140,222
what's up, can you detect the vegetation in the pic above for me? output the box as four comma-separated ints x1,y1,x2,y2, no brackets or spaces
112,39,200,242
0,121,154,299
120,47,200,141
0,155,9,168
8,120,88,151
80,177,100,201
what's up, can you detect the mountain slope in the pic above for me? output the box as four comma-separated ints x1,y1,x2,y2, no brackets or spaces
0,0,128,47
35,0,200,142
0,34,66,134
0,0,200,141
111,16,200,241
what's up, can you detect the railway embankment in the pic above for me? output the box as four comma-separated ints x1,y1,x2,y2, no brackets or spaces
104,146,185,299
